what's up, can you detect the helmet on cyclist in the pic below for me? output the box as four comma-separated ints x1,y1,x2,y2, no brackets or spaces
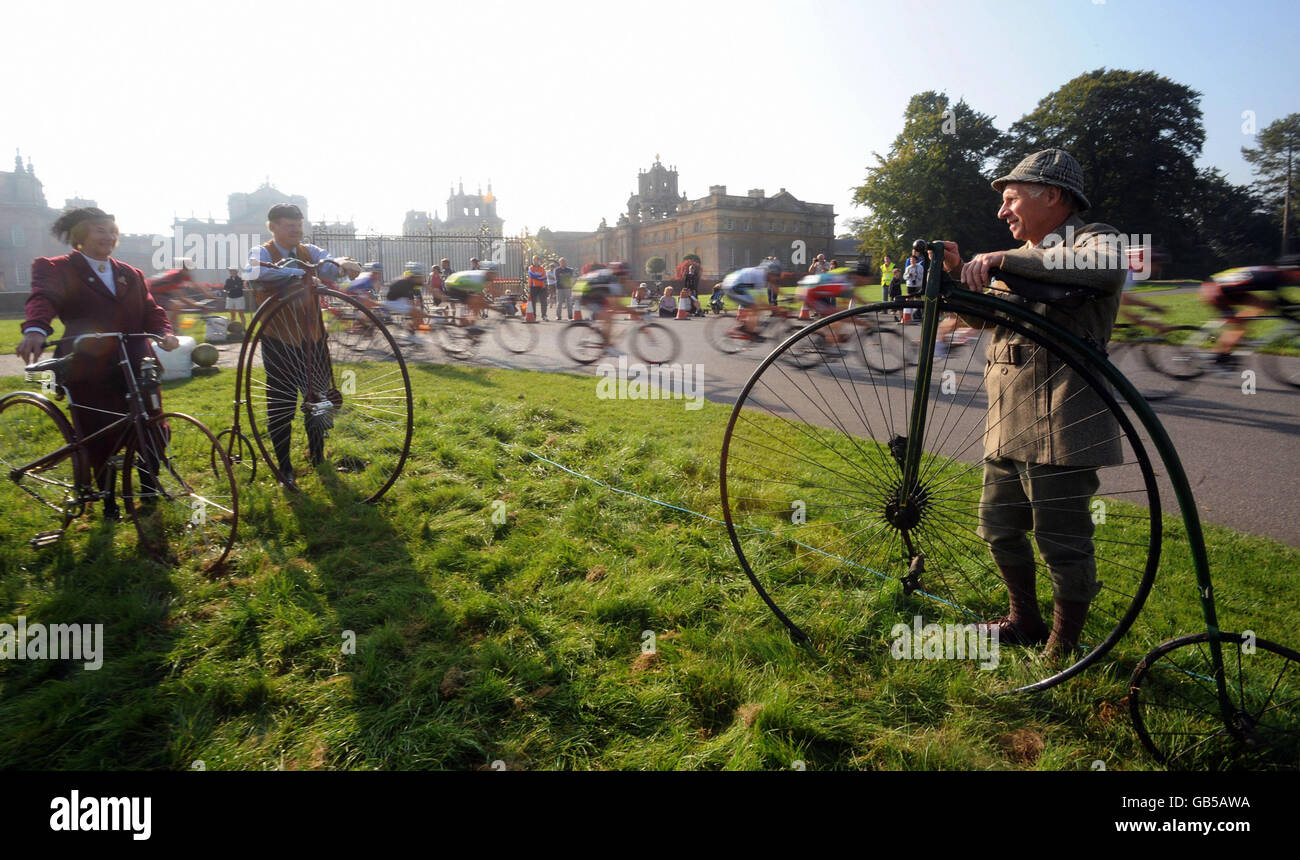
763,260,782,279
607,261,630,277
403,261,427,276
363,261,383,272
478,260,500,273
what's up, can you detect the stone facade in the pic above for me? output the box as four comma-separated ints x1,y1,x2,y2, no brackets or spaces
537,158,835,278
403,182,504,236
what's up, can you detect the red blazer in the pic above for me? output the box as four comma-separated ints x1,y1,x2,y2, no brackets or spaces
24,253,172,384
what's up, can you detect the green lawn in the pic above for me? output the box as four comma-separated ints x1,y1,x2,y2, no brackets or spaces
1,365,1298,770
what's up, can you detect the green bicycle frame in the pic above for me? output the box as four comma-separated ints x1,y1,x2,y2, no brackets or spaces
896,242,1228,713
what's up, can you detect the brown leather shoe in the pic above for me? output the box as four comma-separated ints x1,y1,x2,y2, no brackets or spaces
976,616,1048,647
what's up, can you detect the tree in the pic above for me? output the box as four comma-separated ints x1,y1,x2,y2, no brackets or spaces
645,256,667,278
1242,113,1300,256
1186,168,1277,272
674,257,702,281
851,92,1009,265
1000,69,1206,274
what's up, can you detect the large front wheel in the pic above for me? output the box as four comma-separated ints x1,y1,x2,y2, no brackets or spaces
245,289,414,504
720,299,1162,694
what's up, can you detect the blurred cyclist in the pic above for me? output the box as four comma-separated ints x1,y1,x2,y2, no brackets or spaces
1199,255,1300,367
721,260,782,341
576,261,632,352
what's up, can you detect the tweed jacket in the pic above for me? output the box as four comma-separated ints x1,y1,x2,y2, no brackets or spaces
24,253,171,384
976,214,1126,467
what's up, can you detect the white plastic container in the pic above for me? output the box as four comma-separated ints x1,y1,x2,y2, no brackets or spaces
157,336,197,381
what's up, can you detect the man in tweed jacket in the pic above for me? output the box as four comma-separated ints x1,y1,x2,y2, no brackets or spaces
938,149,1126,658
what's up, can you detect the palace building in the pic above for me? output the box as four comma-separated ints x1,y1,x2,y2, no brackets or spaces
537,157,836,278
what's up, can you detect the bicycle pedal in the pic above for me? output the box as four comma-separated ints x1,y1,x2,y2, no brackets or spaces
30,530,65,548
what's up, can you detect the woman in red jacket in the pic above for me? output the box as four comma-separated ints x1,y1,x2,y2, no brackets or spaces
17,207,179,520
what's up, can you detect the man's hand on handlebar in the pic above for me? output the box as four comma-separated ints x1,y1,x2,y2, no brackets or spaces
960,252,1005,291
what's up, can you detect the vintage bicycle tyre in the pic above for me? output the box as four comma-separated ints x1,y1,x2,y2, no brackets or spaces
494,314,538,354
243,288,413,504
1129,631,1300,770
720,298,1162,694
630,320,680,366
0,392,87,546
559,320,608,365
122,411,238,571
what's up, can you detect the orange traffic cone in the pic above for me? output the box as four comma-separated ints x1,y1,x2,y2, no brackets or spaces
675,290,691,320
572,307,583,320
525,297,537,323
798,301,812,321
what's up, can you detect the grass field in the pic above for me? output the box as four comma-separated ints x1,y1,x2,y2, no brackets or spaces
1,362,1298,770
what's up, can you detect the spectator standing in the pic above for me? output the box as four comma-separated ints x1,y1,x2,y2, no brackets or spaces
527,255,548,321
879,254,897,302
554,257,576,320
224,268,247,326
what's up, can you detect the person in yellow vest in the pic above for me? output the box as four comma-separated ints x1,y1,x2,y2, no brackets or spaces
878,254,897,303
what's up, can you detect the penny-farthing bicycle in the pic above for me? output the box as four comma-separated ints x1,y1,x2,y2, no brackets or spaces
719,240,1300,768
217,257,413,504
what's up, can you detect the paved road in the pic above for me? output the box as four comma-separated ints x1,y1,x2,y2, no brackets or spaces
3,311,1297,547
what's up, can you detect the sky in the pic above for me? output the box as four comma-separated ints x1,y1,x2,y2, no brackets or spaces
3,0,1296,239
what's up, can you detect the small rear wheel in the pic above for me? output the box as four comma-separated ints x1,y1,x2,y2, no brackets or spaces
1129,631,1300,769
214,427,257,487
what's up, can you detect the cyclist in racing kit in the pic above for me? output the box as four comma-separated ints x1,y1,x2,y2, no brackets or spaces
384,263,427,331
722,260,782,341
576,262,634,351
1200,255,1300,367
346,262,383,304
797,259,871,342
435,262,497,333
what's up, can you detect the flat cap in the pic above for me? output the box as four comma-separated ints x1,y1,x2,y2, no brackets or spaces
267,202,304,221
992,148,1090,211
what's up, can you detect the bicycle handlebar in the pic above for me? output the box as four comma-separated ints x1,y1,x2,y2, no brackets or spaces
45,332,166,350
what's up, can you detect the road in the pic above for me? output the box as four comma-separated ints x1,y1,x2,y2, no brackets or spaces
3,309,1297,547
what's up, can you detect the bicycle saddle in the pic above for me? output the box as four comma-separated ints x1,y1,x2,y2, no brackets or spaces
26,354,73,374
